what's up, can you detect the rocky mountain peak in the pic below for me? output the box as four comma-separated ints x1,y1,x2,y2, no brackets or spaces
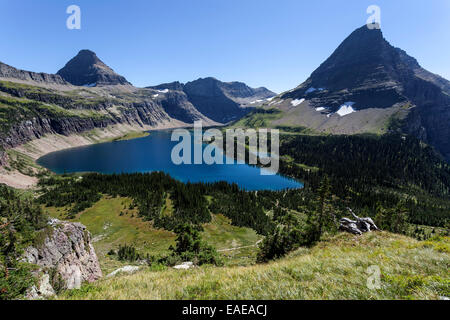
57,50,131,86
278,24,450,162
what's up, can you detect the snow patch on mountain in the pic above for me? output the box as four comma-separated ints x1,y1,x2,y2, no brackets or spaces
336,102,356,116
291,98,305,107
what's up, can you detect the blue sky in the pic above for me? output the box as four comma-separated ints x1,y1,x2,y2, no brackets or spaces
0,0,449,93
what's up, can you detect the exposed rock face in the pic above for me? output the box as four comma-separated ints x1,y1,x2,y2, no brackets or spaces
23,219,102,291
280,25,450,162
158,90,211,124
26,274,56,299
0,151,7,166
0,62,69,85
57,50,131,86
149,77,276,123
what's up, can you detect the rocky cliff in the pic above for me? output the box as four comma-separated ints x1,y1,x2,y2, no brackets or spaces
148,77,276,123
23,219,102,298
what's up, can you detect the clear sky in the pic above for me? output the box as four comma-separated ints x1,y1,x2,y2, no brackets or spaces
0,0,449,93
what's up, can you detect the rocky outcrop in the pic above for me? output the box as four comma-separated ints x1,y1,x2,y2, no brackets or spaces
23,219,102,293
57,50,131,86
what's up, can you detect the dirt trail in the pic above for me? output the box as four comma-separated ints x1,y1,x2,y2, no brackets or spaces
217,239,263,252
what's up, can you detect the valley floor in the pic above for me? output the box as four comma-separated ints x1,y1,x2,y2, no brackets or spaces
58,232,449,300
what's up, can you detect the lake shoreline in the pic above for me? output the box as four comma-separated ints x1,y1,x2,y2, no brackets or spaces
36,129,303,191
0,121,192,189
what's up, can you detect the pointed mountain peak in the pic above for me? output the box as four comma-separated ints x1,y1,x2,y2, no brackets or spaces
57,50,131,87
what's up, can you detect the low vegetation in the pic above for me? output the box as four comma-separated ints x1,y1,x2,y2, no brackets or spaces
59,232,450,300
0,185,47,300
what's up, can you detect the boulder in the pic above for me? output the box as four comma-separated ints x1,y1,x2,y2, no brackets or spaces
173,261,194,270
106,265,140,278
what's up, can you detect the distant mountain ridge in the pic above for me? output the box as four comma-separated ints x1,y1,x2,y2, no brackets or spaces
148,77,276,123
0,61,69,85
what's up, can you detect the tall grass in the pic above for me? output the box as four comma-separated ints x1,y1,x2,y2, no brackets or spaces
60,232,449,300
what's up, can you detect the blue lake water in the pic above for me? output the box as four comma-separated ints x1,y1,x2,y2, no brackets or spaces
37,130,303,191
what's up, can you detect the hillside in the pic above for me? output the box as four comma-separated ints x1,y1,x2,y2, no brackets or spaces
45,195,262,274
59,232,450,300
238,25,450,162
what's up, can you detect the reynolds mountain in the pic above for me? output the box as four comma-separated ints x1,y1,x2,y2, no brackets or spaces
148,77,276,123
238,25,450,161
57,50,131,86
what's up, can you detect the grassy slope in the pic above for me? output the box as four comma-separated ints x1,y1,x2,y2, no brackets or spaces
232,100,407,135
59,232,449,300
44,196,262,273
111,131,150,142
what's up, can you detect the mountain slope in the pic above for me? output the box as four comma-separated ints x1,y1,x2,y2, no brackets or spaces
240,25,450,161
148,77,276,123
57,50,131,86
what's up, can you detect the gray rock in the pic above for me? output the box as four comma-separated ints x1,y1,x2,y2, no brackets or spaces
26,274,56,300
23,219,102,291
106,265,141,278
173,261,194,270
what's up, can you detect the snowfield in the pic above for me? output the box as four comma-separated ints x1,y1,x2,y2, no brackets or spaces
291,98,305,106
336,102,356,116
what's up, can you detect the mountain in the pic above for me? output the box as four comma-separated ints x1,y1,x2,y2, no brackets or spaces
240,25,450,161
148,77,276,123
57,50,131,86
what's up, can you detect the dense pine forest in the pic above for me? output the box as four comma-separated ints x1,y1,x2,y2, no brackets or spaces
0,186,46,299
275,133,450,228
